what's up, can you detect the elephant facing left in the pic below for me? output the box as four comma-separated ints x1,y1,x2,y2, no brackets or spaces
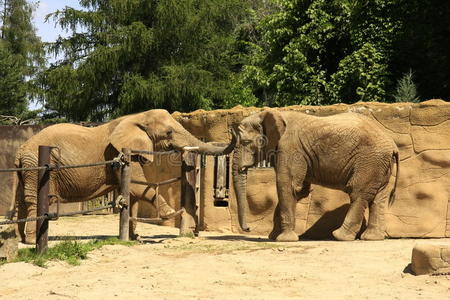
9,109,235,244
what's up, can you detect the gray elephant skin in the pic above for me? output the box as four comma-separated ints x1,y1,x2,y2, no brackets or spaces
10,109,235,244
232,108,399,242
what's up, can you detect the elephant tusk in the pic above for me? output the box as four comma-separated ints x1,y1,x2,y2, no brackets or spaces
183,146,200,151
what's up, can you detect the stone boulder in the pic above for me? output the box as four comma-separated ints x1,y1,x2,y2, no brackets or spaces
411,242,450,275
0,224,18,262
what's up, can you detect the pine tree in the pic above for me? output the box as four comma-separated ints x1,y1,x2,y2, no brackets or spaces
0,0,45,120
41,0,253,121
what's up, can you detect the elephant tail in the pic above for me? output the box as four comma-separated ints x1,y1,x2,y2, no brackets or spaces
388,150,399,207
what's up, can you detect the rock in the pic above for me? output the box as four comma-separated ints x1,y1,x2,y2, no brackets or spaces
0,224,18,262
411,242,450,275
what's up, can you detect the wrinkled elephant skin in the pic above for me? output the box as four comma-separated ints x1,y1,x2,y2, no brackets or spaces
11,109,235,244
232,109,399,242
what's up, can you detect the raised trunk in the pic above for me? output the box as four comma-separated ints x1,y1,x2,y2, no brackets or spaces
232,148,250,232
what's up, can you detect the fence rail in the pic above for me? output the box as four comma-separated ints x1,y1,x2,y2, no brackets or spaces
1,146,201,254
0,158,122,173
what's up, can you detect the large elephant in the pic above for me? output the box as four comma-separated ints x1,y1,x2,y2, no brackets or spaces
10,109,235,244
232,108,399,242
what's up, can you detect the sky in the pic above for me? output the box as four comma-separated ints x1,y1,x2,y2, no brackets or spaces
33,0,82,43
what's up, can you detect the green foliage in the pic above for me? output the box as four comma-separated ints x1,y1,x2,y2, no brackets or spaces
0,0,45,117
0,42,27,116
328,42,389,103
240,0,402,106
15,238,137,267
393,69,419,103
41,0,254,121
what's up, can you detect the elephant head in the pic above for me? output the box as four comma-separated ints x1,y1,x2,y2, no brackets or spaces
110,109,236,160
232,108,286,232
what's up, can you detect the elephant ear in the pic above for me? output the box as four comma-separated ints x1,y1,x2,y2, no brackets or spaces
261,108,286,154
110,119,154,162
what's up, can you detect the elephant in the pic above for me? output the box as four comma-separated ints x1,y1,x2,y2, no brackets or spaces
9,109,235,244
231,108,399,242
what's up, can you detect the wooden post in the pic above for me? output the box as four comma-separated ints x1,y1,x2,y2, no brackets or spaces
180,151,198,236
119,148,131,241
36,145,51,254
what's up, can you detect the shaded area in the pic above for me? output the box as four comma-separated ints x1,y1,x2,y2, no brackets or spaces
204,235,271,243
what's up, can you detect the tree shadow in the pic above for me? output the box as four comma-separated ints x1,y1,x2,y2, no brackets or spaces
204,235,271,242
49,235,114,241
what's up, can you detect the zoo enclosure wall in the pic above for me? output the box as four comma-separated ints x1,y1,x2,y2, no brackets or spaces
1,100,450,238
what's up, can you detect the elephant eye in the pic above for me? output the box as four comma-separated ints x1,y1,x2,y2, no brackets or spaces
241,139,252,146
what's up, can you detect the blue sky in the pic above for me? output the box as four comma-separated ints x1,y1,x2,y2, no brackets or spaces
33,0,82,43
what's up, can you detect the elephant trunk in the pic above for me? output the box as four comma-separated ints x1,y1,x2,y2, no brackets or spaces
179,129,236,156
232,148,250,232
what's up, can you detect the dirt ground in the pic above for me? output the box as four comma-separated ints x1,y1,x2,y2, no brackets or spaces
1,214,449,300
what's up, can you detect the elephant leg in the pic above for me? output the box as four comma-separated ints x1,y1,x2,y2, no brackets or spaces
271,156,307,242
24,201,37,245
274,185,299,242
269,204,281,240
16,196,27,242
361,185,389,241
332,193,369,241
129,195,140,241
269,182,310,241
21,169,38,244
131,183,180,218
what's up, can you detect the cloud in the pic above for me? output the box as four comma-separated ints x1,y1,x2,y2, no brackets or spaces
34,1,50,20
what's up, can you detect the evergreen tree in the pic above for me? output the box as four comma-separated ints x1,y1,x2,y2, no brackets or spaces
41,0,253,121
0,0,45,119
0,41,27,116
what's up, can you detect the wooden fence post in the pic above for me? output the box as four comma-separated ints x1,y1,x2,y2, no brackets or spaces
119,148,131,241
180,151,199,236
36,145,51,254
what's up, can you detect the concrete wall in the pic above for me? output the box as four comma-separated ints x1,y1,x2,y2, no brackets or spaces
1,100,450,238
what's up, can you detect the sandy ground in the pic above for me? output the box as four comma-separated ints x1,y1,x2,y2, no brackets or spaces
1,214,449,300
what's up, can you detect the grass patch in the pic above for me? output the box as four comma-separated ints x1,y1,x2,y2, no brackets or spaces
15,238,137,267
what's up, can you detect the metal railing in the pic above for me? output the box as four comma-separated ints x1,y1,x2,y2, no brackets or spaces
1,146,201,254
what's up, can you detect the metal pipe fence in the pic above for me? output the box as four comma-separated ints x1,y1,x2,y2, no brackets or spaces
0,146,200,254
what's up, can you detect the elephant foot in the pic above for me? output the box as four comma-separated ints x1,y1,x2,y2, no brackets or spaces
361,228,385,241
268,230,280,241
332,226,356,241
275,230,299,242
130,233,142,242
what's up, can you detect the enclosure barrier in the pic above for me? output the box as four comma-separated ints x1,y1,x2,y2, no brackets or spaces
0,145,203,254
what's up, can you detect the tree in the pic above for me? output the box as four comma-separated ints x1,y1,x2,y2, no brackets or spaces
238,0,403,107
41,0,254,121
0,0,45,120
